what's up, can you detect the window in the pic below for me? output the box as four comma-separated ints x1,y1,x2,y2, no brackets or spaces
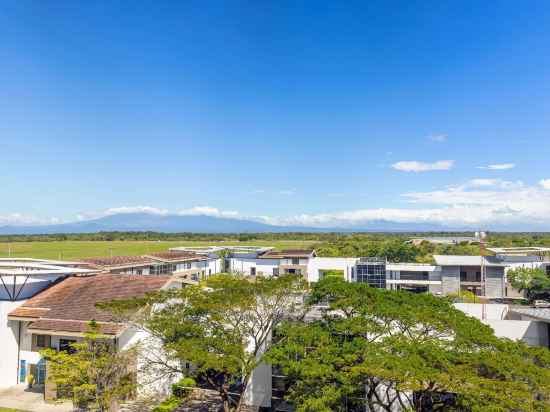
186,263,192,269
59,339,77,353
291,258,300,265
32,334,51,351
355,262,386,288
251,267,256,276
136,269,143,276
460,271,467,281
273,268,279,277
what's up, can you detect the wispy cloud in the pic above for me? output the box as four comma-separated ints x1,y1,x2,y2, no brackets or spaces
278,189,296,196
540,179,550,190
428,134,447,142
0,213,62,226
391,160,454,172
477,163,516,170
259,179,550,228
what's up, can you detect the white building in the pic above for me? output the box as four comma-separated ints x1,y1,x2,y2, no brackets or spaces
0,258,98,388
5,272,180,399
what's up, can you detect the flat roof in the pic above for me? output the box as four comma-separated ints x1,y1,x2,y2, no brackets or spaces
433,255,507,267
170,246,274,254
0,260,99,276
509,307,550,322
487,247,550,256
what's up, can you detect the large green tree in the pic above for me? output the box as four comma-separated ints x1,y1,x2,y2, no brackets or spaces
507,266,550,301
41,321,136,411
267,278,550,412
106,274,305,412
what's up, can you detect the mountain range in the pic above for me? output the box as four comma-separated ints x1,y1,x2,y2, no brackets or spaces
0,212,455,235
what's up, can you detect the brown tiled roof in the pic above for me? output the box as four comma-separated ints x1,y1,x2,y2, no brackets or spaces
9,273,171,335
147,251,206,262
79,256,155,268
259,249,315,259
9,307,50,319
29,319,124,335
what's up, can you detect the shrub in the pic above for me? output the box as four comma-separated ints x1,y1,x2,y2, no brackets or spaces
153,395,182,412
171,377,196,398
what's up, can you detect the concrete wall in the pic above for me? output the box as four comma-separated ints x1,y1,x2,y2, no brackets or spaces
454,303,549,348
441,266,460,295
486,267,505,298
454,303,509,320
487,320,549,347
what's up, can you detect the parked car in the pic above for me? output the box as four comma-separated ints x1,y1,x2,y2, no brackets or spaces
533,300,550,308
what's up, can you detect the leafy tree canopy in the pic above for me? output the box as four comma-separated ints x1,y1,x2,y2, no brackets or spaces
267,278,550,412
41,321,136,411
104,274,306,412
508,266,550,301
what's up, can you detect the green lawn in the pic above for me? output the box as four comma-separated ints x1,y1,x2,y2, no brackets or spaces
0,408,31,412
0,240,318,261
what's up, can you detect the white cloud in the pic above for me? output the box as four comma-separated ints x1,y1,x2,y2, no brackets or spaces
178,206,240,218
257,179,550,229
0,213,59,226
278,189,296,196
540,179,550,190
428,134,447,142
477,163,516,170
104,206,169,216
391,160,454,172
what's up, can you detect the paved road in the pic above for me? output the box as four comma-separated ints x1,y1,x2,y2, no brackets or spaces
0,385,72,412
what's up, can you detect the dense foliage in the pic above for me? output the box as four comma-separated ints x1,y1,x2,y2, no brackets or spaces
508,266,550,301
41,321,135,411
267,278,550,412
105,274,306,412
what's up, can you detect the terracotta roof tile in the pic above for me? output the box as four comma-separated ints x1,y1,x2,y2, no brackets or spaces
79,256,155,268
9,273,171,335
29,319,124,335
147,251,206,262
9,307,50,318
259,249,315,259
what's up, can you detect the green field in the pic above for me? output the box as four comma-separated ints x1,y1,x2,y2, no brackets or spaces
0,240,318,261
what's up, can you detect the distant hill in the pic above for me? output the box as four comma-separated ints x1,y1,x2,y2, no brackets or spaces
0,212,460,235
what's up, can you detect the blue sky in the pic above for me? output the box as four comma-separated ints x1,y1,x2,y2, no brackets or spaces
1,1,550,229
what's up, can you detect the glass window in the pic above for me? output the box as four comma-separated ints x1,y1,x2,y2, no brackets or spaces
291,258,300,265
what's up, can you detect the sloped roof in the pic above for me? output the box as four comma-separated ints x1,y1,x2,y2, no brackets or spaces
79,256,155,268
258,249,315,259
146,251,207,263
9,273,171,335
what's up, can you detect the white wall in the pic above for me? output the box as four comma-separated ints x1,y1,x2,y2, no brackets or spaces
0,301,25,388
487,320,549,347
454,303,509,320
454,303,549,347
307,257,358,283
118,326,180,397
229,258,279,277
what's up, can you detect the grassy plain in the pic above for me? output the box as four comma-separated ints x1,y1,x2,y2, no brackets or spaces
0,240,318,261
